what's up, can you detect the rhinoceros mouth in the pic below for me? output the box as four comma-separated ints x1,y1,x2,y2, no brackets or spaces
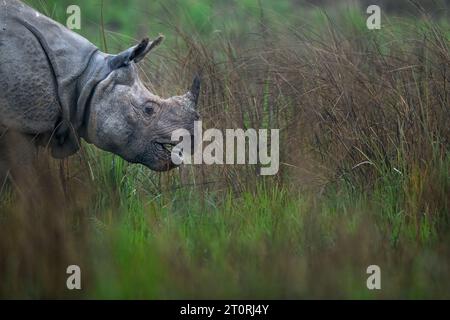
132,142,177,172
155,140,177,154
154,141,181,169
160,142,176,153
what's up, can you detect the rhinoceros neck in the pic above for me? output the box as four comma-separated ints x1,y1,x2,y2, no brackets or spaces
75,51,114,142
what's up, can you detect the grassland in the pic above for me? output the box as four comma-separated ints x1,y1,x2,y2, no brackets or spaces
0,0,449,299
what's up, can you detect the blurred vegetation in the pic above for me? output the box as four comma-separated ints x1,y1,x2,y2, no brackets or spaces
0,0,449,298
24,0,450,49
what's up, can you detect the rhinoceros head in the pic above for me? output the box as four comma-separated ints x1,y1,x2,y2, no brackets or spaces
85,37,200,171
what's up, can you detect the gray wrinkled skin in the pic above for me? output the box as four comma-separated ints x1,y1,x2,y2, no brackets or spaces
0,0,200,172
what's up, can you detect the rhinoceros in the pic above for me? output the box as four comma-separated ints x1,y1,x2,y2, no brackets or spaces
0,0,200,182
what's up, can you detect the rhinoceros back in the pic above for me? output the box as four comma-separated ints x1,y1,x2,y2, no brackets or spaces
0,0,98,136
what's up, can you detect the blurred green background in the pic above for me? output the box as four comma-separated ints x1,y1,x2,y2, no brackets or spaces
24,0,450,52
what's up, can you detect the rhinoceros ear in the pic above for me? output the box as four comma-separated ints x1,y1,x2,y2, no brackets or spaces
132,35,164,63
109,35,164,69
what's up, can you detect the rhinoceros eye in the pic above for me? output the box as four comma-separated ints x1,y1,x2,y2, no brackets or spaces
143,102,157,116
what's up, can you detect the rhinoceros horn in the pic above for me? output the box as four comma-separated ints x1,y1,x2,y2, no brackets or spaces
189,75,201,107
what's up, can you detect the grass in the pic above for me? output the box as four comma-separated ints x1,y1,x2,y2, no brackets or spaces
0,0,449,299
66,175,450,299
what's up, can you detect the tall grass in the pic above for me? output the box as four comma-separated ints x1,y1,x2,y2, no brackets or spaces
1,1,449,298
